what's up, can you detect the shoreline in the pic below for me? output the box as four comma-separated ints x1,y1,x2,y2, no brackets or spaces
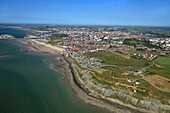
15,39,149,113
63,57,148,113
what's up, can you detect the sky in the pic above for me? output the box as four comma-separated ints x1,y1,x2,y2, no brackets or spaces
0,0,170,26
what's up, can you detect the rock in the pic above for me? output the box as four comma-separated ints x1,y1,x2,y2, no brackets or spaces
104,89,113,97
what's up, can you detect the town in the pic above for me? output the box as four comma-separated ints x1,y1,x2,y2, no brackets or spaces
22,26,170,56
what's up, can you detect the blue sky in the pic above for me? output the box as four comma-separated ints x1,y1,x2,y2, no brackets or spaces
0,0,170,26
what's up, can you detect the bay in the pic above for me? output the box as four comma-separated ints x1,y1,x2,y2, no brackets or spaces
0,27,27,38
0,40,108,113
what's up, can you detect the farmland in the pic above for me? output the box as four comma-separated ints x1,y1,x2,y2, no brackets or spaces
72,50,170,107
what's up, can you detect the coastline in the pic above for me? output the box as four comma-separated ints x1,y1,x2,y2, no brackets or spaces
63,58,149,113
0,25,31,32
15,39,149,113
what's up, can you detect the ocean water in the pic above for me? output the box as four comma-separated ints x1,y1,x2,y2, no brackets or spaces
0,27,27,38
0,40,108,113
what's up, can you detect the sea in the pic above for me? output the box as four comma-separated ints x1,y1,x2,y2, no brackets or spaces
0,26,27,38
0,27,108,113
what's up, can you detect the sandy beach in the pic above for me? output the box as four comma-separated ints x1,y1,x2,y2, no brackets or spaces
16,39,149,113
30,39,64,52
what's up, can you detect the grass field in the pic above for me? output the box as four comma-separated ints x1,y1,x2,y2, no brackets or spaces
134,79,170,104
84,51,150,80
146,56,170,79
155,56,170,65
145,75,170,92
126,50,158,56
82,50,170,103
84,50,149,71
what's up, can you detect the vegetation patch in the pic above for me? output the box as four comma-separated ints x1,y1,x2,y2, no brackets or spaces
94,68,109,74
123,38,161,49
145,75,170,92
146,56,170,79
77,50,170,104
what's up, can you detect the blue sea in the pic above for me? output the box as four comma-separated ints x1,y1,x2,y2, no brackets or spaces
0,26,28,38
0,28,108,113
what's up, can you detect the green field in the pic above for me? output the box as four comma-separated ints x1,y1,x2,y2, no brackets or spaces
84,51,149,79
125,50,159,56
147,56,170,79
85,51,149,68
123,38,161,49
155,56,170,65
81,50,170,104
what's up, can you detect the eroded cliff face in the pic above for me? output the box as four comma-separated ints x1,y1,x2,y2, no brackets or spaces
67,58,170,113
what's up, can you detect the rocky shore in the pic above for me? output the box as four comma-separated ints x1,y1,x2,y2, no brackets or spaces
62,57,149,113
16,39,149,113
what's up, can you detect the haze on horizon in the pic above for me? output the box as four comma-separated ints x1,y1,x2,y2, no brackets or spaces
0,0,170,26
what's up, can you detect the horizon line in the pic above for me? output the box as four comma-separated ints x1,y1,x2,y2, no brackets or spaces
0,23,170,28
